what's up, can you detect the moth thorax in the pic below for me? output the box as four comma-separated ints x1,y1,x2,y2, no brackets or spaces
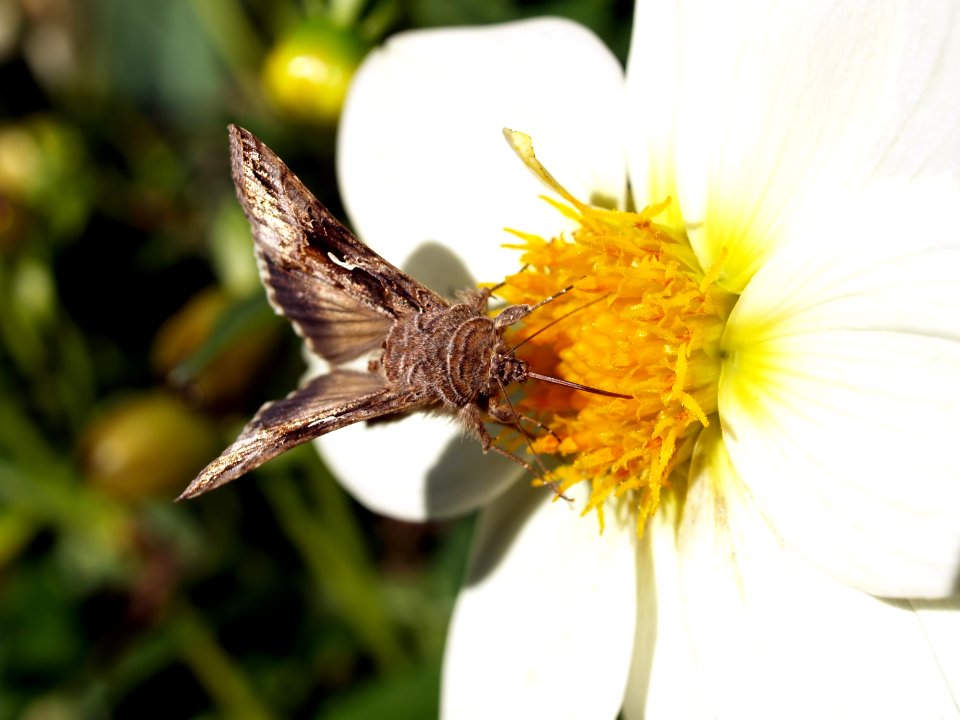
495,354,528,386
444,314,499,404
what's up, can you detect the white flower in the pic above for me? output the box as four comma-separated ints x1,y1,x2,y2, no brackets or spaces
316,3,960,718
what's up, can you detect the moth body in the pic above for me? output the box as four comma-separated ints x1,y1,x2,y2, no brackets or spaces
176,125,542,501
382,290,528,408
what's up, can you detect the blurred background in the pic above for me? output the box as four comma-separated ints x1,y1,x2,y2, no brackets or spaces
0,0,631,717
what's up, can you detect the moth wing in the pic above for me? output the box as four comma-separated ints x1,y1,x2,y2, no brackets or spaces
258,251,391,365
177,370,424,500
229,124,448,364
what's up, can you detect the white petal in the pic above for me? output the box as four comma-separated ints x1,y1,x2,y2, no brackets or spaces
442,481,636,719
622,497,712,720
314,412,523,521
720,181,960,597
910,596,960,702
338,18,627,286
674,427,960,719
624,0,684,230
630,0,960,291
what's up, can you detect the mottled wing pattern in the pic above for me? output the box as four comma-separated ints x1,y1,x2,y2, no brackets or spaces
177,370,425,500
228,124,447,364
257,252,392,364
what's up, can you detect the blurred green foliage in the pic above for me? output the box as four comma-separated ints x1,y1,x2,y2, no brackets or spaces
0,0,631,717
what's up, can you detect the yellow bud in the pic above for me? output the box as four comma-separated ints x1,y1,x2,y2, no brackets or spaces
151,287,282,409
0,118,89,237
78,392,219,502
261,19,367,125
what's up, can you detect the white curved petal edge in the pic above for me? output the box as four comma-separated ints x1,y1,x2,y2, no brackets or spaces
338,18,627,287
641,0,960,292
720,179,960,598
675,426,960,718
442,481,636,719
314,411,523,522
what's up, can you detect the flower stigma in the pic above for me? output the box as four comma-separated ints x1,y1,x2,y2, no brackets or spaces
497,130,736,533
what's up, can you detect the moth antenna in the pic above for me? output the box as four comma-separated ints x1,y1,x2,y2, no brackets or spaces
495,376,573,502
505,289,630,398
509,293,609,353
527,371,632,399
525,281,579,313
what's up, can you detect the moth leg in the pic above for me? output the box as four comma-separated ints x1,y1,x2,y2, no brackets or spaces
461,403,571,501
488,441,572,502
460,402,496,451
487,398,560,443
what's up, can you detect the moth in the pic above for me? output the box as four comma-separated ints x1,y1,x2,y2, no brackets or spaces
177,125,625,501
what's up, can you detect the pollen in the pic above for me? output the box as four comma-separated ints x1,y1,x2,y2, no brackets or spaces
497,131,735,534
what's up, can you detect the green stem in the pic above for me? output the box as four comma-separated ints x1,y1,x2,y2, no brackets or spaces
186,0,270,115
262,466,406,671
171,601,277,720
327,0,367,28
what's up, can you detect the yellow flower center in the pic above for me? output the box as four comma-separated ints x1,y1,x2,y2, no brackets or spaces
497,131,736,533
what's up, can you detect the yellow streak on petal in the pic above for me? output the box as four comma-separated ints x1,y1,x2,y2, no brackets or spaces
503,128,586,210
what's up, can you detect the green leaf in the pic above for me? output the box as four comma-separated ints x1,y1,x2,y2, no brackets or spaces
316,661,441,720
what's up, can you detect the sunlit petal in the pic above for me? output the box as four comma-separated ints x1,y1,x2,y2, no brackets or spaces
442,481,636,719
622,497,711,720
910,596,960,702
339,18,627,285
720,180,960,597
635,0,960,291
624,0,683,230
676,426,959,717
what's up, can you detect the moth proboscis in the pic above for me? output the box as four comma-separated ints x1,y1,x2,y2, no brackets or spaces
176,125,628,502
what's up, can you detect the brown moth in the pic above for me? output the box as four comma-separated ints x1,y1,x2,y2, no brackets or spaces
177,125,624,501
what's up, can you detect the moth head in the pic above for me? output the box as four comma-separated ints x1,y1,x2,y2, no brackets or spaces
495,353,529,386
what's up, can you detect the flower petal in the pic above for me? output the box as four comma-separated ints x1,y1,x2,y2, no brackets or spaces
673,426,960,718
623,0,684,231
910,597,960,702
720,180,960,597
339,18,627,285
622,497,712,720
627,0,960,291
442,481,636,719
314,412,523,521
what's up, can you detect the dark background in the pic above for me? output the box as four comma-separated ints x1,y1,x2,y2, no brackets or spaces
0,1,631,716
